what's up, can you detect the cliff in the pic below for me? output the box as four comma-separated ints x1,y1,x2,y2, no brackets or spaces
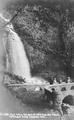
5,0,74,83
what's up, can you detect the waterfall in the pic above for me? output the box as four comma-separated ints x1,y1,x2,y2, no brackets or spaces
5,24,31,81
0,13,47,84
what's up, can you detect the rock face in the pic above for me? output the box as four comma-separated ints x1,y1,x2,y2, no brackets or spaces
5,0,74,82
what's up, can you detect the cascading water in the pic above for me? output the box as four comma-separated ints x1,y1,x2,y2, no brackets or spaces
5,24,31,81
0,13,31,82
0,13,47,84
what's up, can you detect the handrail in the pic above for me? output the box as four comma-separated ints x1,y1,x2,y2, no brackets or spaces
6,82,74,87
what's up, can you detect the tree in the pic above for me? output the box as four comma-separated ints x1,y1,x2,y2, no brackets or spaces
59,9,73,77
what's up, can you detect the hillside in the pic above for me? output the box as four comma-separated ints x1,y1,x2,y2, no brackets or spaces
5,0,74,83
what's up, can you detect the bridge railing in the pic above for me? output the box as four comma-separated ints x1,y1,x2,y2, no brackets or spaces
6,81,74,90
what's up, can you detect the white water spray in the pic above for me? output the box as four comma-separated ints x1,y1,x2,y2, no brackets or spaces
5,24,31,81
0,13,47,84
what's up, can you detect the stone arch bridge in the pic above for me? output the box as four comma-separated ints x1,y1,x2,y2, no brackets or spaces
7,81,74,104
4,75,74,115
44,82,74,101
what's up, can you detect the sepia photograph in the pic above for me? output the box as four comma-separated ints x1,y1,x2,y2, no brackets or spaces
0,0,74,120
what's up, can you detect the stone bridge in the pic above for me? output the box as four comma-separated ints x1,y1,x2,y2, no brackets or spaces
45,82,74,100
4,76,74,115
7,82,74,103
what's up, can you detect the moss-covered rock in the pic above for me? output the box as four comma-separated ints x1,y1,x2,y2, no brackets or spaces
5,0,74,82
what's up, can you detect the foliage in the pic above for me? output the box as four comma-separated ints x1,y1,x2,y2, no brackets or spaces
6,0,74,82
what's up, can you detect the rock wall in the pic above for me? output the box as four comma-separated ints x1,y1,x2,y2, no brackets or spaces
5,0,74,82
